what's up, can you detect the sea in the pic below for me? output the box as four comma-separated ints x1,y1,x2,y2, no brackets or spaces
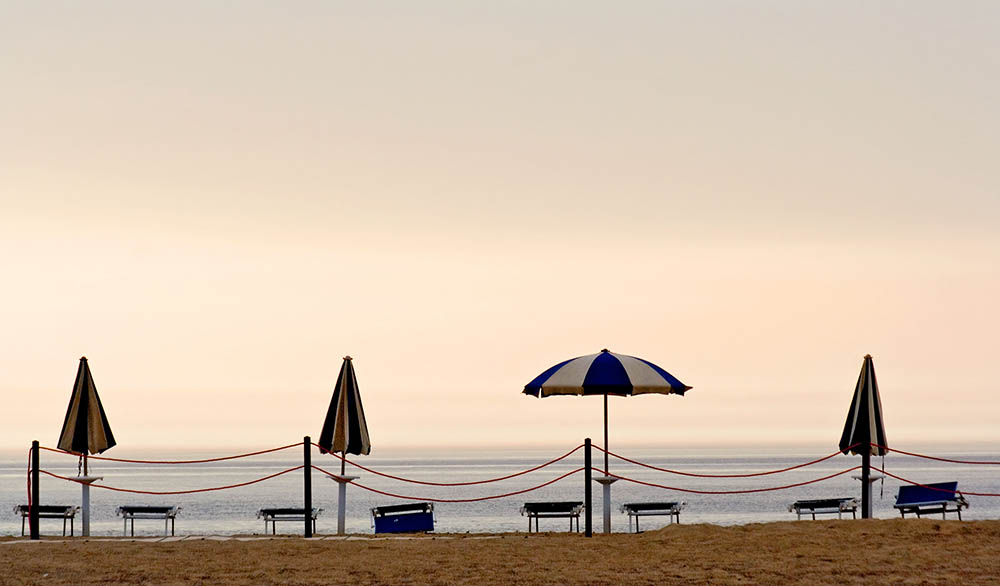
3,444,998,537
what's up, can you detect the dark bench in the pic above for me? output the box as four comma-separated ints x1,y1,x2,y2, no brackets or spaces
621,502,686,532
257,508,322,535
117,506,181,536
15,505,79,537
894,482,969,520
789,497,858,520
371,503,434,534
520,501,584,533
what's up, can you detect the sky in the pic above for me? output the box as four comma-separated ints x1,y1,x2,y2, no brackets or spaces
2,2,998,453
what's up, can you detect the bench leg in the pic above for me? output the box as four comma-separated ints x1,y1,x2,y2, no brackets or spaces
70,517,74,537
63,517,67,537
22,516,25,537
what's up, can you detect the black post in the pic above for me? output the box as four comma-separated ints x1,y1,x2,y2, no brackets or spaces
584,437,592,538
30,440,40,540
861,450,871,519
304,436,313,537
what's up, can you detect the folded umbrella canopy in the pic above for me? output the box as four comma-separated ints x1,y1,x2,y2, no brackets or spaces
839,354,888,456
58,357,116,472
524,349,691,474
839,354,888,519
318,356,371,474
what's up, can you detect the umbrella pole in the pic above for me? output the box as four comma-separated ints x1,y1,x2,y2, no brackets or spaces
603,393,609,474
595,393,617,534
862,450,871,519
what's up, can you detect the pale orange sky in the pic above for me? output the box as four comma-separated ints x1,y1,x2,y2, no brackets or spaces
2,2,998,452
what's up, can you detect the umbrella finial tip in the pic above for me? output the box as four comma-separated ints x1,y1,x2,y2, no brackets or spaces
601,348,609,353
344,355,353,361
80,356,87,361
864,353,872,359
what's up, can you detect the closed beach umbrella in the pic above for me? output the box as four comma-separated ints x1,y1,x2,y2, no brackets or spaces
58,356,116,472
318,356,371,474
524,349,691,474
839,354,888,518
839,354,888,456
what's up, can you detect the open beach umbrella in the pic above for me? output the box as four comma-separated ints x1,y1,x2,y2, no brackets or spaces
57,356,116,474
318,356,371,475
839,354,888,518
524,349,691,474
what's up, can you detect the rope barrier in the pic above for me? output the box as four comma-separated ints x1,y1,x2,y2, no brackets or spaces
874,467,1000,498
595,445,857,478
872,444,1000,466
594,466,862,495
38,466,304,495
312,465,584,503
39,443,302,465
316,443,585,486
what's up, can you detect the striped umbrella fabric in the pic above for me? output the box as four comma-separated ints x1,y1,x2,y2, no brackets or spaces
57,356,116,455
839,354,888,456
318,356,371,458
524,349,691,475
523,349,691,398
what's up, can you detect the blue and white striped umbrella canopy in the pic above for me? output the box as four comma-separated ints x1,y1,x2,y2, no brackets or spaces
523,349,692,398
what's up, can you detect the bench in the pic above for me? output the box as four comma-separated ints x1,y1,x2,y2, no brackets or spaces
894,482,969,520
117,506,181,536
15,505,79,537
371,503,435,534
520,501,584,533
257,508,322,535
789,498,858,520
621,502,686,532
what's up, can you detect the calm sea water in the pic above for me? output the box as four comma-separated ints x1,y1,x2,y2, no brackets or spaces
3,444,998,537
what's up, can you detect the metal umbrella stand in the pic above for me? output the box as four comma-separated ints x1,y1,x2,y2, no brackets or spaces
839,354,889,519
524,349,691,534
57,356,117,537
318,355,372,535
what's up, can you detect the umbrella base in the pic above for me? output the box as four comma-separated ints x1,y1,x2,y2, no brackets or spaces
593,477,618,533
327,475,359,535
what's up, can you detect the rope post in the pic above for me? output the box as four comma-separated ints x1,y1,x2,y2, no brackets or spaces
304,436,313,537
30,441,40,540
584,438,592,538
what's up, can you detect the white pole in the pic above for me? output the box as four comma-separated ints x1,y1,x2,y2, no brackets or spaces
81,483,90,537
338,480,348,534
594,476,617,533
328,475,359,535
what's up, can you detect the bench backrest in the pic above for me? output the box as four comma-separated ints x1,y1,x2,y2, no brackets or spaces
118,506,176,514
895,482,959,506
793,498,854,510
372,503,433,517
522,501,583,514
15,505,76,515
622,502,680,513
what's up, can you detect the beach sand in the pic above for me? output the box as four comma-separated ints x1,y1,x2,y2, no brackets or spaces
3,519,999,585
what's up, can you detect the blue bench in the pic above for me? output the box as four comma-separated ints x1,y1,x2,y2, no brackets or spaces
894,482,969,520
371,503,434,534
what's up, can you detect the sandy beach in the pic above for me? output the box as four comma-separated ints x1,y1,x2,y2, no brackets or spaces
3,519,999,585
